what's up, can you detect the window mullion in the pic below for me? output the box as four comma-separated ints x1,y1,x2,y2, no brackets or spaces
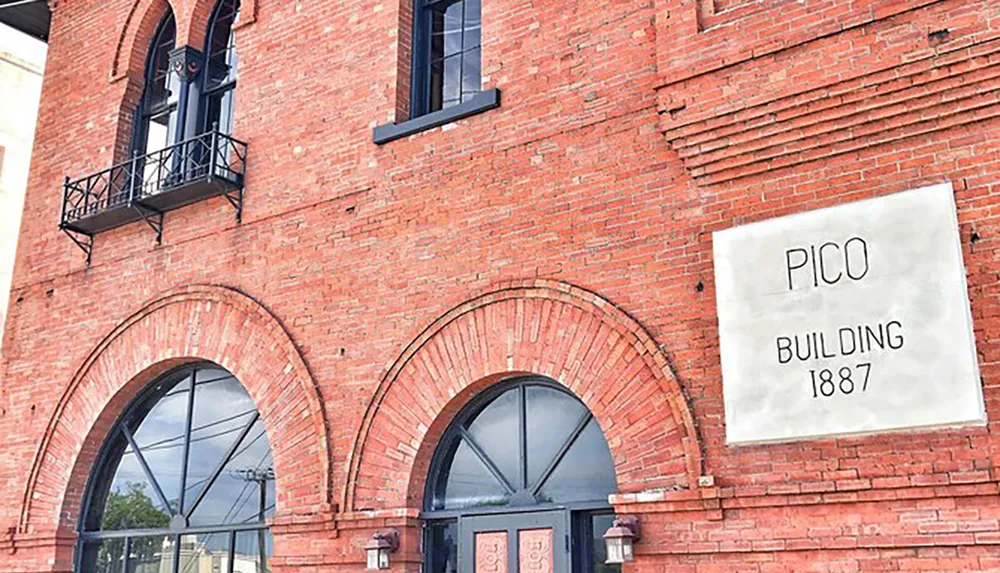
172,534,181,573
457,427,516,495
123,536,131,573
414,0,433,117
177,369,197,513
119,425,175,515
530,411,592,497
458,0,466,104
519,384,528,490
227,530,237,573
184,411,260,518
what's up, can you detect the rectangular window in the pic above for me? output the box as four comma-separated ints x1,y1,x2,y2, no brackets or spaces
373,0,498,143
413,0,482,118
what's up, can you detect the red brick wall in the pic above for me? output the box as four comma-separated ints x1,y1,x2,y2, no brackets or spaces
3,0,1000,570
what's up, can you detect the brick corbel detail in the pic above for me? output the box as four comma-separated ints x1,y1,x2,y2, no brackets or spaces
17,285,332,544
656,0,1000,186
345,279,703,513
0,526,77,571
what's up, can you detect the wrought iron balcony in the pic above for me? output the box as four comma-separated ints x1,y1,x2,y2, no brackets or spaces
60,127,247,263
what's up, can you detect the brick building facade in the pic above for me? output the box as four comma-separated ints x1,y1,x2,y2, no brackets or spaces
3,0,1000,571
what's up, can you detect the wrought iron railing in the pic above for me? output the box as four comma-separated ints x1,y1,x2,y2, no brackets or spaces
60,128,247,229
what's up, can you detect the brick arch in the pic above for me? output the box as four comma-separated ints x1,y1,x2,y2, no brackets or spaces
18,285,332,537
110,0,173,82
179,0,217,48
177,0,258,54
107,0,173,164
346,279,702,512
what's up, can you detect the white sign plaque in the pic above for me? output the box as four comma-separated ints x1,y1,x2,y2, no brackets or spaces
714,183,985,444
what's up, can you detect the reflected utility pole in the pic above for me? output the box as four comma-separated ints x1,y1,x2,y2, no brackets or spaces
231,468,274,572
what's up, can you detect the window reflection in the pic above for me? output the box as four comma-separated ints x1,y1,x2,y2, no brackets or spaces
134,12,178,159
438,440,508,510
537,418,616,503
525,386,586,487
427,521,458,573
127,535,172,573
234,529,274,573
419,0,482,115
465,387,520,487
78,364,274,573
202,0,240,135
188,418,275,526
82,539,125,573
183,374,258,512
589,514,621,573
128,376,190,512
430,381,615,510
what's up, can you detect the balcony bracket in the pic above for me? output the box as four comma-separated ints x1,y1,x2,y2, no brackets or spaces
131,204,165,244
61,228,94,266
223,187,244,223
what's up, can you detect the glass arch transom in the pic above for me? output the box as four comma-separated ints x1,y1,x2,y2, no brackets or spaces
427,378,617,512
78,364,274,573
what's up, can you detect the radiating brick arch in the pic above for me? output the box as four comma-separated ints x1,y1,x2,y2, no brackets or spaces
346,279,702,511
19,285,331,536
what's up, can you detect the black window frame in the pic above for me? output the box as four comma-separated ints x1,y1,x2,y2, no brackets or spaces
421,376,618,573
200,0,241,137
572,511,623,573
74,362,274,573
372,0,498,144
411,0,482,118
132,10,179,159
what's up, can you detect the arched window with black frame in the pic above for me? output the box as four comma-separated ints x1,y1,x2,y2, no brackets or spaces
77,364,275,573
424,377,620,573
411,0,481,117
202,0,240,136
134,11,179,159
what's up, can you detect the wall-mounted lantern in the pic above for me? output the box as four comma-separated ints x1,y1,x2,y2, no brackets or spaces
603,516,640,564
365,529,400,570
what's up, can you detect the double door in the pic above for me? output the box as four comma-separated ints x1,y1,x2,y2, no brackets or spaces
460,511,568,573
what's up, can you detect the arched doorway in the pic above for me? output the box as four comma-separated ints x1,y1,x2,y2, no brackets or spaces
77,363,274,573
424,377,620,573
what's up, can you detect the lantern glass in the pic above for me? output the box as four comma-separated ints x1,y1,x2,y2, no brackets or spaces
367,545,392,570
366,546,381,570
621,537,634,562
380,548,391,569
605,536,625,564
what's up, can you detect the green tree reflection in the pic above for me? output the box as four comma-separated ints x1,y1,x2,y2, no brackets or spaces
94,482,170,572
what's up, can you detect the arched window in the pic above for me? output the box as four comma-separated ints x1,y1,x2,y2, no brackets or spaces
412,0,482,117
202,0,240,135
77,364,274,573
424,377,619,573
134,11,179,158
